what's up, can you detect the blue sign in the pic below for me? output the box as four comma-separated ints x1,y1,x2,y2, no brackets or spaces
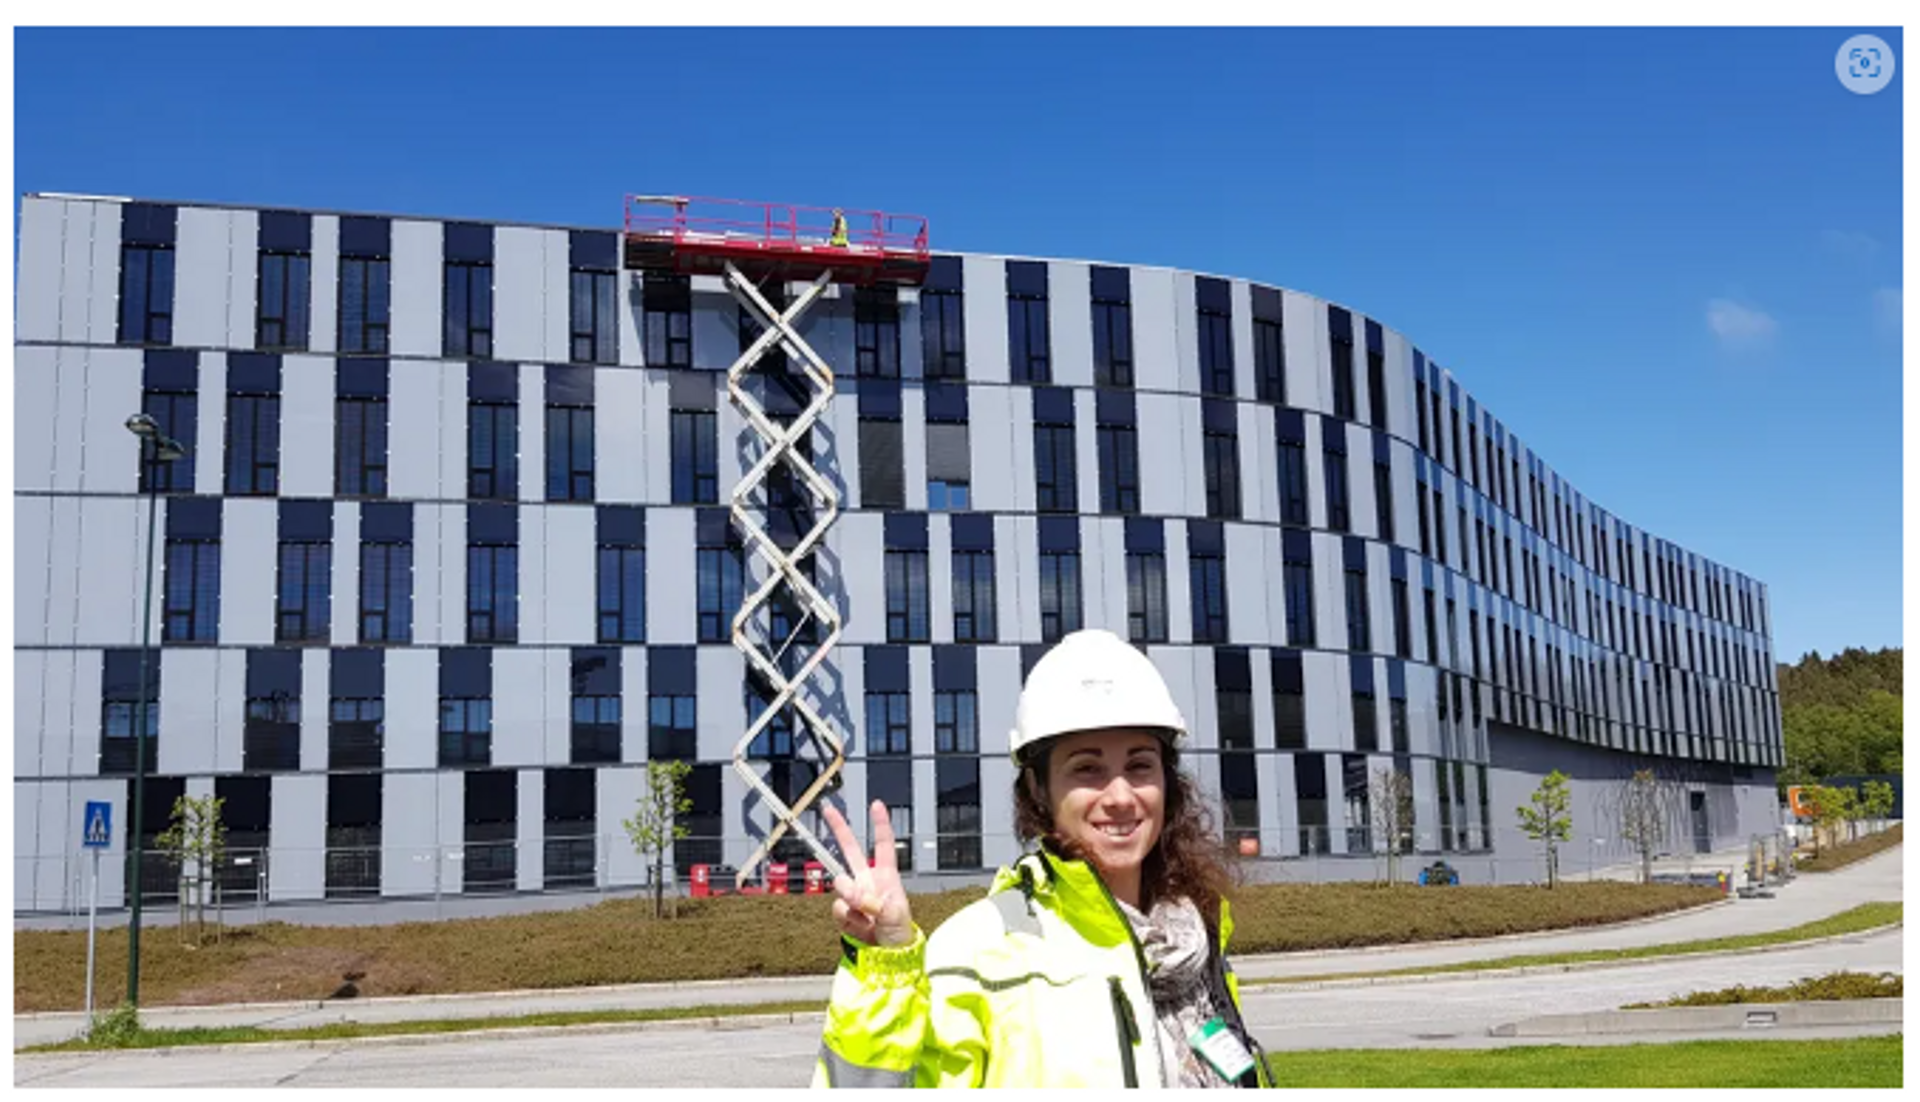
83,801,112,850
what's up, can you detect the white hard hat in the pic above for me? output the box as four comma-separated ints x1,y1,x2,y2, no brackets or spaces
1010,629,1188,761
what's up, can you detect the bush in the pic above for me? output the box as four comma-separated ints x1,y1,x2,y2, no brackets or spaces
1625,971,1902,1008
89,1002,142,1047
1797,823,1902,872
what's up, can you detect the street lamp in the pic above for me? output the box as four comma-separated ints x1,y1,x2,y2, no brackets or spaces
123,412,185,1008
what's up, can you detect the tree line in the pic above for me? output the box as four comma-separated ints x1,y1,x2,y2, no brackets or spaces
1776,646,1902,790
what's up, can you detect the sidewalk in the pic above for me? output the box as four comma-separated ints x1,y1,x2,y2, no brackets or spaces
14,845,1900,1050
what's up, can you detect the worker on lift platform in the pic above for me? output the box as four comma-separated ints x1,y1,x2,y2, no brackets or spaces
829,209,850,248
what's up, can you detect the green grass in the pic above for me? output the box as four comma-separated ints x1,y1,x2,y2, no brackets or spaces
1798,824,1903,872
21,999,829,1054
1624,970,1903,1008
1247,901,1903,986
1267,1035,1903,1088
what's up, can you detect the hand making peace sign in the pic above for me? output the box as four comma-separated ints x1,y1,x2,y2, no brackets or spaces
822,799,916,948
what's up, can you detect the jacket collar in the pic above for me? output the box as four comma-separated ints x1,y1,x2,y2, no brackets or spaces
991,842,1238,956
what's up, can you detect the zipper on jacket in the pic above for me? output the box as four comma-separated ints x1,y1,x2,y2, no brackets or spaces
1108,975,1141,1089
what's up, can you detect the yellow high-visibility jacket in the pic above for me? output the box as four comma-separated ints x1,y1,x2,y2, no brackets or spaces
811,847,1272,1088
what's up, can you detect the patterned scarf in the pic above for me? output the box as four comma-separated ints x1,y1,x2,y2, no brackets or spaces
1114,895,1236,1089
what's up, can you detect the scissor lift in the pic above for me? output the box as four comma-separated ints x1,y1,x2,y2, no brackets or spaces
624,195,930,889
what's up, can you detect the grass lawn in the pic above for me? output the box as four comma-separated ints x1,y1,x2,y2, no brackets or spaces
14,879,1718,1013
1267,1035,1904,1088
1798,824,1903,872
1245,901,1903,986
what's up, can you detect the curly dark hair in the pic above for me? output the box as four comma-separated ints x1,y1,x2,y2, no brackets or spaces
1013,740,1237,932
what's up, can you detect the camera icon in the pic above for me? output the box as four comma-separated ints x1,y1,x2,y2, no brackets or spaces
1836,34,1896,95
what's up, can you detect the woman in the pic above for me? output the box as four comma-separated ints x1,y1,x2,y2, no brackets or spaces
812,629,1271,1089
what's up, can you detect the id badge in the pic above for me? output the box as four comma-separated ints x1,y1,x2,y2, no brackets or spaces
1188,1017,1255,1082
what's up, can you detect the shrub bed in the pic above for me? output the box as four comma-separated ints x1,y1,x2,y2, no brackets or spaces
14,879,1717,1013
1624,970,1902,1008
1797,823,1903,872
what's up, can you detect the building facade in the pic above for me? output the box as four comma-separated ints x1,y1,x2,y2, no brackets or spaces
13,193,1784,914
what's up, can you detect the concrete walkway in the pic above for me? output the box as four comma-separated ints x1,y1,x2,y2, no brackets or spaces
14,845,1900,1049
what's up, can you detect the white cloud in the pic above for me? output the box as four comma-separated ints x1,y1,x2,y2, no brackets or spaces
1706,299,1778,347
1874,287,1902,332
1821,229,1883,261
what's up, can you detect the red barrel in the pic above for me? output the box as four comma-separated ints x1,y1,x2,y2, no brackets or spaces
804,861,826,894
690,864,711,898
769,862,790,895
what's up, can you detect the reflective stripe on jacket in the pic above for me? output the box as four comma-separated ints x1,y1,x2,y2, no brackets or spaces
811,847,1272,1088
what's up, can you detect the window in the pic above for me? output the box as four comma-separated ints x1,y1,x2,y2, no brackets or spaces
865,691,911,755
1127,550,1169,644
325,774,381,897
1366,331,1388,427
120,241,177,346
920,257,967,380
329,649,384,770
1272,651,1306,750
855,288,901,378
1296,754,1330,855
926,400,970,511
697,520,745,644
1091,266,1133,387
1330,319,1356,419
1417,479,1431,556
649,694,696,760
1374,456,1394,542
1189,540,1228,644
463,770,516,892
569,232,619,364
570,648,622,764
358,503,413,645
1415,373,1430,453
468,388,518,501
1284,536,1315,648
953,550,997,643
1345,566,1371,653
1197,277,1234,396
256,248,311,352
1391,694,1410,755
243,650,302,772
928,480,971,511
545,367,595,502
934,690,979,753
1007,261,1051,383
225,355,281,496
1039,551,1083,643
1254,287,1285,403
467,505,518,644
140,352,198,493
745,673,797,758
338,217,391,354
544,769,598,890
936,758,982,870
643,273,692,368
859,410,905,509
443,225,494,359
335,359,388,497
439,650,492,767
597,506,646,644
163,498,221,644
1277,438,1309,526
1423,587,1438,664
1034,416,1078,512
1393,578,1412,659
885,550,930,643
1324,429,1350,533
276,502,332,644
100,649,160,774
1343,754,1372,851
1203,413,1240,520
1351,662,1377,753
671,409,719,505
1097,423,1140,514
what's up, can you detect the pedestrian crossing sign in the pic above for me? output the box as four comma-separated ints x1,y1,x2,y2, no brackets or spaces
83,802,111,849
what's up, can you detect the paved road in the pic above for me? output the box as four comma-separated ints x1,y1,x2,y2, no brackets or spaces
17,844,1901,1051
14,927,1901,1089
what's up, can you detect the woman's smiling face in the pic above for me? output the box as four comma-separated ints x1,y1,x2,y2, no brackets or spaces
1042,728,1168,883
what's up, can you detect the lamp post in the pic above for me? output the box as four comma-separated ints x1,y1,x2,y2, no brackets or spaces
122,412,185,1008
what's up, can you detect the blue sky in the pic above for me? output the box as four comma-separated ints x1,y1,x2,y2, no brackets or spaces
14,27,1904,662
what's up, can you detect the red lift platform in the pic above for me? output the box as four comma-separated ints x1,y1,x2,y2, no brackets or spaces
624,194,931,287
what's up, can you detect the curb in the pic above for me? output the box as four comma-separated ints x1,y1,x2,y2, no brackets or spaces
12,1009,835,1061
1239,922,1904,993
1490,998,1904,1038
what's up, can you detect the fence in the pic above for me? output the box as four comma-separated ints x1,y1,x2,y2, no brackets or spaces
21,812,1820,925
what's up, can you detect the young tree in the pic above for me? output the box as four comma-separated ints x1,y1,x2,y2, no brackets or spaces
1861,780,1895,831
1803,784,1852,857
624,760,693,919
1369,766,1416,884
153,794,226,944
1616,769,1670,885
1516,770,1573,888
